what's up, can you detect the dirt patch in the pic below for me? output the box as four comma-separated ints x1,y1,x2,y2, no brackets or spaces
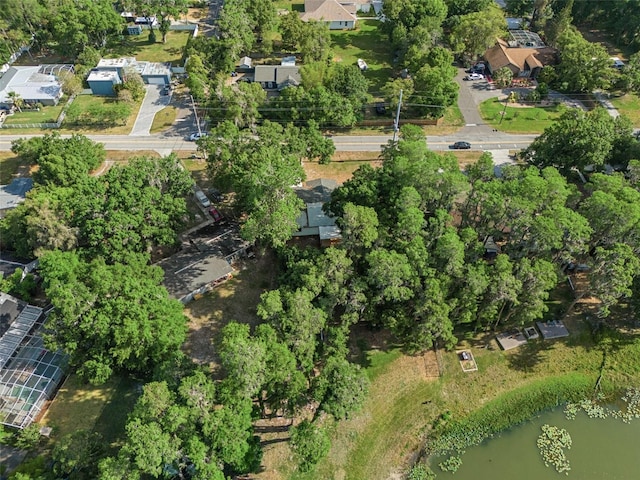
303,158,382,185
183,251,278,373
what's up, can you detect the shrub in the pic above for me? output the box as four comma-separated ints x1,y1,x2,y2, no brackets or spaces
14,424,42,450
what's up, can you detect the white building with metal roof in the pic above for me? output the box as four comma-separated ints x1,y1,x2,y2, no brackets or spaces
0,66,63,108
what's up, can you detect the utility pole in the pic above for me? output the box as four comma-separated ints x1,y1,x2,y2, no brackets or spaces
190,94,202,136
392,89,403,143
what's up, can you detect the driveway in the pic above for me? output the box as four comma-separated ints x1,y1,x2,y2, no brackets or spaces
454,67,503,138
130,85,172,136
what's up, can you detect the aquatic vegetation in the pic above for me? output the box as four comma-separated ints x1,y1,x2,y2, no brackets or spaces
613,387,640,424
439,454,463,473
537,424,572,475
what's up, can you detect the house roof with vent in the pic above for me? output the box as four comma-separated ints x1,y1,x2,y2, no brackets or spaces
301,0,357,22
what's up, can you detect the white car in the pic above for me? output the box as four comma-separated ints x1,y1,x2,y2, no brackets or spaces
464,73,484,81
189,132,208,141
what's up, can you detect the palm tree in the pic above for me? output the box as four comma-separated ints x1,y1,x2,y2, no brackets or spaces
6,91,23,112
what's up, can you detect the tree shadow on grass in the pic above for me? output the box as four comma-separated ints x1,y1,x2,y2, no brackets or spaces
506,339,555,372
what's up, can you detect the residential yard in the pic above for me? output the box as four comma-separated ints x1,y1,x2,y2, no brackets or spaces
265,295,640,480
183,251,278,373
610,93,640,126
0,152,30,184
304,157,381,184
40,374,138,452
331,20,393,93
273,0,305,11
1,103,65,126
60,94,142,135
105,30,190,66
479,97,566,133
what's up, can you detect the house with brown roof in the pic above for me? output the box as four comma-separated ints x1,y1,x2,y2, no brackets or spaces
300,0,357,30
484,39,557,79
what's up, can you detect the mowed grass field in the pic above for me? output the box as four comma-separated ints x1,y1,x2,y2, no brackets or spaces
331,20,393,93
610,93,640,127
105,30,190,66
479,97,566,133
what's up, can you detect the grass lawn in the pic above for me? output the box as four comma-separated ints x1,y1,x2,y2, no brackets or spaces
0,152,30,184
150,106,178,133
273,0,305,11
304,157,381,184
331,20,393,93
610,93,640,127
59,94,142,135
479,97,566,133
2,104,65,126
105,30,190,66
261,286,640,480
40,374,138,450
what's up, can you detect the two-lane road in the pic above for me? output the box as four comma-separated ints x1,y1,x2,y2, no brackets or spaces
0,133,537,153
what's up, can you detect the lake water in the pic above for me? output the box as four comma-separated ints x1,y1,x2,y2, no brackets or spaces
432,408,640,479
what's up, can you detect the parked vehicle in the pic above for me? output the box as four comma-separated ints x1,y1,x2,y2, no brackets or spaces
209,207,223,222
194,190,211,207
189,132,208,141
375,102,386,115
357,58,368,71
450,141,471,149
463,73,484,81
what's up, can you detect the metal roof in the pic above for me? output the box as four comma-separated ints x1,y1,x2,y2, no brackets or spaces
0,66,62,105
0,178,33,211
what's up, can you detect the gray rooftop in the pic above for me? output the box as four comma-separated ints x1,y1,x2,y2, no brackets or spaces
159,223,250,300
0,178,33,211
254,65,301,85
0,66,61,105
160,249,233,300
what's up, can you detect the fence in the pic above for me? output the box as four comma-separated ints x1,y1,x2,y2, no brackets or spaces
0,94,76,130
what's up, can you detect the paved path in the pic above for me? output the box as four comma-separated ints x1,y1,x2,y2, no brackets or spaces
594,90,621,118
130,85,172,136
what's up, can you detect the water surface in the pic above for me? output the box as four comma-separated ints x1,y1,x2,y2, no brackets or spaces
433,408,640,479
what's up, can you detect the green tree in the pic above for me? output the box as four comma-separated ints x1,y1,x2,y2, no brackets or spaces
411,65,459,118
544,0,573,47
522,108,624,176
39,251,187,384
49,0,123,55
555,27,611,92
312,356,369,420
326,63,370,109
290,420,331,472
52,430,104,479
492,66,513,88
299,20,332,63
449,5,507,61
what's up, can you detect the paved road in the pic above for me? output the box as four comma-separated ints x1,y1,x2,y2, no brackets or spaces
0,133,537,153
